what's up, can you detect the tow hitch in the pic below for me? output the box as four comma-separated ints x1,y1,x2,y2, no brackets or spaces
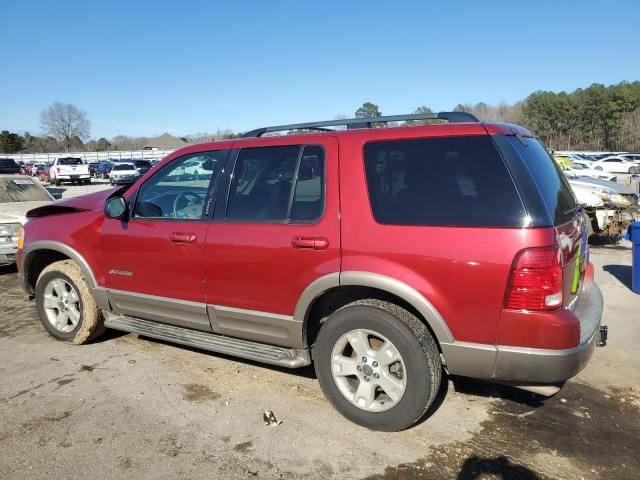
597,325,608,347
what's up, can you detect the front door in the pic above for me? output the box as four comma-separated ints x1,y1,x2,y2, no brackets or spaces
203,138,340,347
100,150,228,331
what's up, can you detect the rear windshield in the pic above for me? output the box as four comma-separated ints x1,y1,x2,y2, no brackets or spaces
58,158,83,165
0,159,18,167
506,137,576,225
0,178,52,203
134,161,151,168
364,136,525,227
113,164,135,171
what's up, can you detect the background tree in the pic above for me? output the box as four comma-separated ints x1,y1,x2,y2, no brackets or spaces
40,102,91,152
95,137,111,151
355,102,381,118
0,130,24,153
110,135,149,151
405,106,435,125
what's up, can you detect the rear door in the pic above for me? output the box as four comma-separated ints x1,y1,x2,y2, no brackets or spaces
203,137,340,348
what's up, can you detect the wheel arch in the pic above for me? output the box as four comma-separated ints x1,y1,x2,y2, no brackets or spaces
22,241,98,295
296,271,454,349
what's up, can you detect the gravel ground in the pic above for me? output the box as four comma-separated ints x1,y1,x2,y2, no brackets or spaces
0,186,638,479
42,177,115,199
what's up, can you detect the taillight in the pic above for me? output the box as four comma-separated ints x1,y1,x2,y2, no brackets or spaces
505,246,563,311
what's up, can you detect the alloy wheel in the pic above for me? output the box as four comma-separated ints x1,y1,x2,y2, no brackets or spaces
42,278,81,333
330,329,407,412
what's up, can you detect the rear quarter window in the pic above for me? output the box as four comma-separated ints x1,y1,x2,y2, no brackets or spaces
363,135,526,227
505,137,576,225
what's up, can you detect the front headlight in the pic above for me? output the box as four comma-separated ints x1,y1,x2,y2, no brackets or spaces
0,223,21,244
610,193,631,207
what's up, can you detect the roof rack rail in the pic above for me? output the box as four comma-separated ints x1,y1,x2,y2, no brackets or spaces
242,111,479,138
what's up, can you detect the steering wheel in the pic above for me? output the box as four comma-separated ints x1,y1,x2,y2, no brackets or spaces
172,191,204,218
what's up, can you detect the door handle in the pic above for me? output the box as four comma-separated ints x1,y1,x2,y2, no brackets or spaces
170,232,197,244
291,236,329,250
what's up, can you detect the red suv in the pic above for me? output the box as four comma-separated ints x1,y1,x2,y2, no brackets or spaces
17,112,606,431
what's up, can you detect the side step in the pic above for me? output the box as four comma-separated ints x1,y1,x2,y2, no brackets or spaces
104,314,311,368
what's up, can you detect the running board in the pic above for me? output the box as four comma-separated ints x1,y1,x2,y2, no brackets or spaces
103,314,311,368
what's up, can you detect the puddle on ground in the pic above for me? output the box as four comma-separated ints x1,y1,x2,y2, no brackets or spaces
364,380,639,480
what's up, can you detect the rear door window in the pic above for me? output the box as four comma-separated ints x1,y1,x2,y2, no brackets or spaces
363,136,525,226
225,145,325,223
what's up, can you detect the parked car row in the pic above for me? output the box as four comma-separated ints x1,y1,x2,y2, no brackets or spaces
555,152,640,174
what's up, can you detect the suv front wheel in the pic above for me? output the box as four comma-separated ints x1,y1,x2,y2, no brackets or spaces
313,299,442,431
35,260,105,344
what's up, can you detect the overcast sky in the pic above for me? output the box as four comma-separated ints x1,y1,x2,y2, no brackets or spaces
1,0,639,138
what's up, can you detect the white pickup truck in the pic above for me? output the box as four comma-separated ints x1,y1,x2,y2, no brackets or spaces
49,157,91,186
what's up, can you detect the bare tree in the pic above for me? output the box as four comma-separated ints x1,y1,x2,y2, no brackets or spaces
40,102,91,152
110,135,149,150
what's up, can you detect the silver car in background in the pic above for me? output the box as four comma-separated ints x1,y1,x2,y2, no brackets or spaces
0,176,54,266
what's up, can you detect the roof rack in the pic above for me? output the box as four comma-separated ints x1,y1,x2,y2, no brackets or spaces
242,111,480,138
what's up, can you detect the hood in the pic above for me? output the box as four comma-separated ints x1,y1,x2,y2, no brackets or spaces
27,187,117,218
567,177,632,194
0,200,52,224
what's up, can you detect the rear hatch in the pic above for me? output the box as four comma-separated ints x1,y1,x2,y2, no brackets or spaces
499,135,587,307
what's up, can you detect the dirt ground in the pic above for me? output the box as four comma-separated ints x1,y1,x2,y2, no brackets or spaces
0,193,638,479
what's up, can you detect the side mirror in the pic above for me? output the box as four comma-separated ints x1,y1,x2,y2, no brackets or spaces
104,197,128,220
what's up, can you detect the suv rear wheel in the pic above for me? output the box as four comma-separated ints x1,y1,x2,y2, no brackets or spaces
35,260,105,344
313,299,442,431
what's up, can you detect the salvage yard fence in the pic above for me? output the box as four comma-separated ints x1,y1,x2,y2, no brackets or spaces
2,149,177,164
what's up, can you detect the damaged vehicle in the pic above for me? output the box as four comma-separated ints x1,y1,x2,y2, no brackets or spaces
0,176,54,266
567,175,640,239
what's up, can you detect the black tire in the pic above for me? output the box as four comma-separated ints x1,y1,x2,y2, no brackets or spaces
313,299,442,431
35,260,105,344
55,178,61,186
629,166,639,174
594,166,603,171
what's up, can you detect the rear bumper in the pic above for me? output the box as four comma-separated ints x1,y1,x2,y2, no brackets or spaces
57,174,90,180
442,280,604,384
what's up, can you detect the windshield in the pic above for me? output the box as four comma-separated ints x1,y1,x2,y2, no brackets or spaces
113,164,135,171
569,162,586,170
0,178,52,203
58,158,83,166
134,161,151,168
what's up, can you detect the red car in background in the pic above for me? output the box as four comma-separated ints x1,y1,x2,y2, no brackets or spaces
38,165,51,183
